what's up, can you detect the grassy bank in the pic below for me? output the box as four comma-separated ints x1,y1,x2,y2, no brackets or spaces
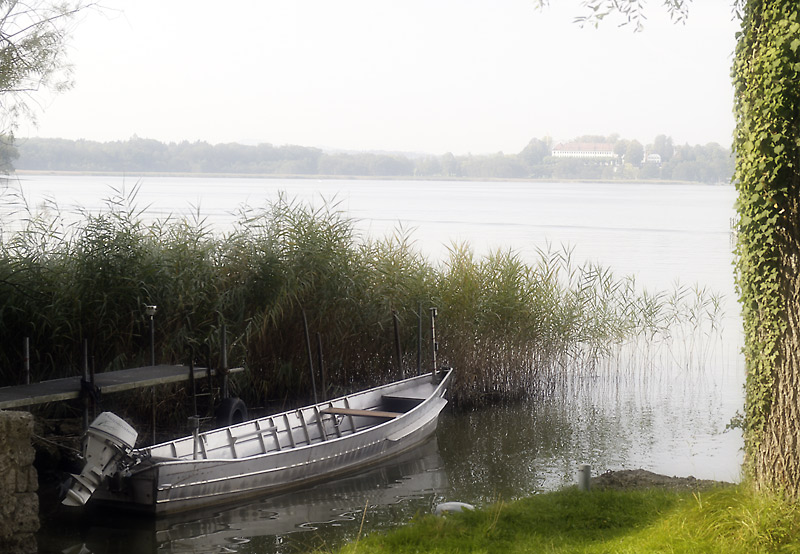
326,485,800,554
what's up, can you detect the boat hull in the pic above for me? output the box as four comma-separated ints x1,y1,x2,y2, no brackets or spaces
91,371,451,515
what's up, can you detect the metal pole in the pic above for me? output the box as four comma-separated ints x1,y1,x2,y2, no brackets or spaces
316,332,326,401
430,307,438,382
578,464,592,491
145,305,157,444
82,339,89,430
83,339,89,380
393,310,404,378
417,303,422,376
221,322,229,399
205,343,214,411
23,337,30,385
302,310,318,405
89,350,96,420
149,315,155,366
189,356,197,417
191,416,200,460
221,322,228,370
151,391,156,445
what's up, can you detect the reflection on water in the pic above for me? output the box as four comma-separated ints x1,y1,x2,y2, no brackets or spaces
438,355,742,507
39,439,448,554
38,357,743,554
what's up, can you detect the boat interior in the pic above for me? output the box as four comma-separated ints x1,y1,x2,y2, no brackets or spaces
145,379,438,462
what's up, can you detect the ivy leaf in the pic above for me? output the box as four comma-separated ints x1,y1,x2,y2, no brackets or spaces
791,38,800,52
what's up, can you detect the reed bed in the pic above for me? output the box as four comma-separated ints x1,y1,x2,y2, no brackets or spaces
0,190,725,421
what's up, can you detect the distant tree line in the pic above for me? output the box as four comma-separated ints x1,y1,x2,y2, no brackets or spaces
0,135,18,174
10,134,734,184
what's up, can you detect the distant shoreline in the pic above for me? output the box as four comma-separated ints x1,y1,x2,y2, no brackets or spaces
10,169,726,186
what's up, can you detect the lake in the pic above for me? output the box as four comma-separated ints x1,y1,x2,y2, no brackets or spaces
2,175,736,292
4,174,744,554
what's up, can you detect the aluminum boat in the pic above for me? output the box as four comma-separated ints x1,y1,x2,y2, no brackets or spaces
61,438,447,552
63,369,451,515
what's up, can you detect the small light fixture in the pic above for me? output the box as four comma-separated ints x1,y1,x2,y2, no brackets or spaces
145,305,158,367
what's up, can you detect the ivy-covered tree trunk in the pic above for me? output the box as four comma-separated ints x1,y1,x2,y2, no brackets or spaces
733,0,800,496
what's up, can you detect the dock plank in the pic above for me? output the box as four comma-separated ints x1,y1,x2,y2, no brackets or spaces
0,365,243,410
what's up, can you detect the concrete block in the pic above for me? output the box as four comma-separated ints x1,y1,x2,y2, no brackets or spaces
12,493,40,534
0,411,40,553
0,465,16,497
16,466,38,493
26,466,38,493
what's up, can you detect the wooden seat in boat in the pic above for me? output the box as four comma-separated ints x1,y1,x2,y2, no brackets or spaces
320,407,402,419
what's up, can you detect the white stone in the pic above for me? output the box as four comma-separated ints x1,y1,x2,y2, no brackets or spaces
434,501,475,515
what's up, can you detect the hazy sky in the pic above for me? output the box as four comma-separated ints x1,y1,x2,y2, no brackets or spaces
21,0,741,155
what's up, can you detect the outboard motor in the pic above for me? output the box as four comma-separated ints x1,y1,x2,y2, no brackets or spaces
62,412,138,507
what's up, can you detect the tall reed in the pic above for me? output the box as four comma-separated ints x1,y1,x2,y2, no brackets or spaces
0,190,725,421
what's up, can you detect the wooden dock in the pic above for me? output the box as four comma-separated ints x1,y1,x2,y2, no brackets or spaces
0,364,244,410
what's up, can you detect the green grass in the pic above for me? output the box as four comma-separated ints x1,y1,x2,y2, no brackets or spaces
328,485,800,554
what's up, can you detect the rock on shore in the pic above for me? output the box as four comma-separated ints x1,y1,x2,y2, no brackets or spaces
590,469,732,492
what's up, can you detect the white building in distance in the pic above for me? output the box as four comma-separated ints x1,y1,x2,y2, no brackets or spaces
551,142,617,160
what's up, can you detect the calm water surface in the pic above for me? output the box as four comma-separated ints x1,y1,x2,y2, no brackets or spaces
3,175,735,291
3,175,743,554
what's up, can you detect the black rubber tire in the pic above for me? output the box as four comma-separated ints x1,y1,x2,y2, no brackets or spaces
215,397,248,427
